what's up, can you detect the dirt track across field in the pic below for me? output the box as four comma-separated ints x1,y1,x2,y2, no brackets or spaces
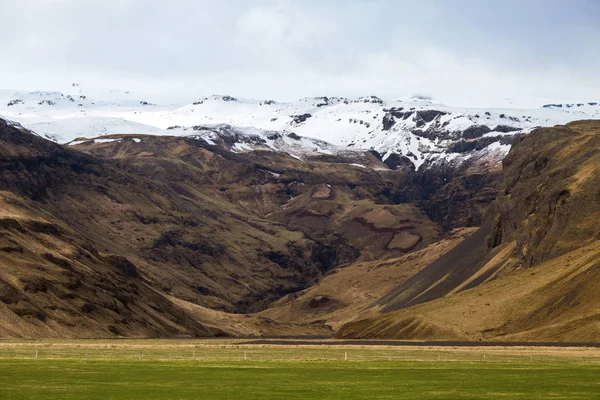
241,339,600,348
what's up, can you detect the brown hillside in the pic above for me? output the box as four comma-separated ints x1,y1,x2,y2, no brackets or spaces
0,117,517,338
1,119,466,337
259,228,476,331
336,120,600,341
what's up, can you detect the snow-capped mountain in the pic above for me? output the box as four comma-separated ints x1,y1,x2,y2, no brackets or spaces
2,86,599,170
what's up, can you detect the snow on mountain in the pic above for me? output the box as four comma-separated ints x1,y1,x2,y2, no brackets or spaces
26,117,165,143
175,124,397,170
0,88,166,141
172,124,343,159
1,87,599,170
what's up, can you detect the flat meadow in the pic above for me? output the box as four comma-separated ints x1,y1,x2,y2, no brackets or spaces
0,339,598,399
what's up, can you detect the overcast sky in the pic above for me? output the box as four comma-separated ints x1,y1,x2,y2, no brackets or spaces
1,0,599,106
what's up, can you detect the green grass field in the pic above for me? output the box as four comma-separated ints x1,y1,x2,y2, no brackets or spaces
0,341,598,399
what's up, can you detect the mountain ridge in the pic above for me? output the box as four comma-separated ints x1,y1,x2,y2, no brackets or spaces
3,88,600,172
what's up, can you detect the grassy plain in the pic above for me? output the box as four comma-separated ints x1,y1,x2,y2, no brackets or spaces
0,339,598,399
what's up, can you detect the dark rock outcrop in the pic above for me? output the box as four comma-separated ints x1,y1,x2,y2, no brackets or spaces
291,113,312,124
462,125,491,139
382,113,396,130
489,121,600,266
415,110,447,123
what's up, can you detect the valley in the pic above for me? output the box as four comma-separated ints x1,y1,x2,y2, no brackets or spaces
1,97,599,343
4,3,600,399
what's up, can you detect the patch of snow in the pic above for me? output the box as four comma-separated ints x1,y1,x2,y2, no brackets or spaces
94,138,119,144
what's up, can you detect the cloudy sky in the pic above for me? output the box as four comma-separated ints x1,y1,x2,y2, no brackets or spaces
1,0,599,106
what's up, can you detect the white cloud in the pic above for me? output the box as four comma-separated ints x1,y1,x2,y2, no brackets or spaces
0,0,598,107
238,7,288,44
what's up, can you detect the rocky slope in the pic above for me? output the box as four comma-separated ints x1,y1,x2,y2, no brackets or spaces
259,228,477,331
0,120,225,337
489,120,600,266
0,117,450,337
336,120,600,342
68,127,504,231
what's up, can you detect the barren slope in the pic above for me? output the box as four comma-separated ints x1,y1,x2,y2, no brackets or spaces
0,118,453,337
260,228,476,331
337,121,600,341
